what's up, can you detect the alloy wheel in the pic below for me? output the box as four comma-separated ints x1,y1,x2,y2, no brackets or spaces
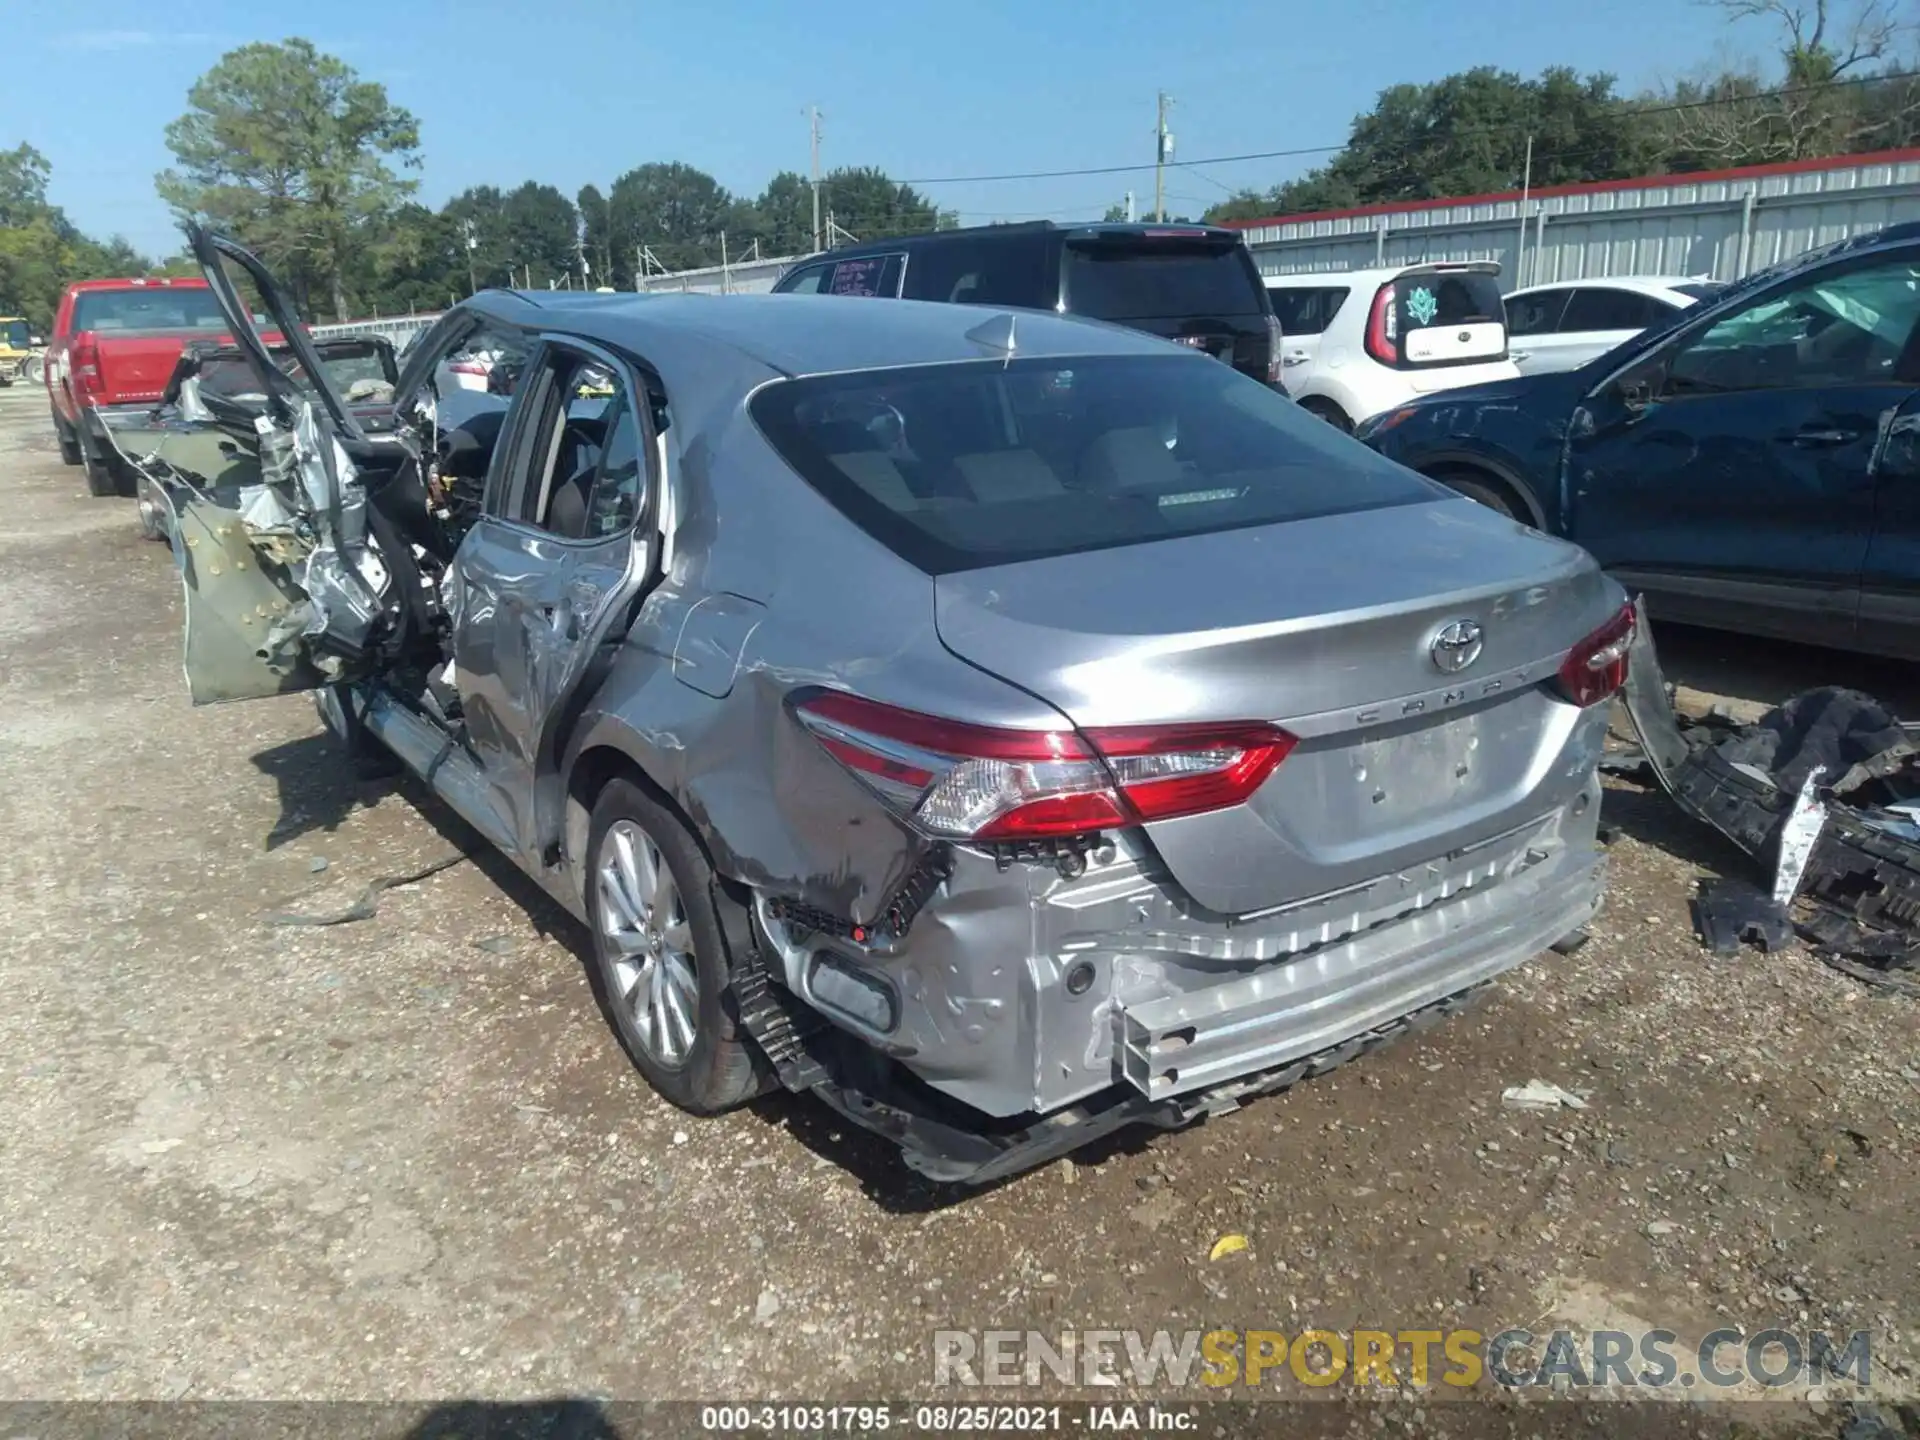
596,818,700,1068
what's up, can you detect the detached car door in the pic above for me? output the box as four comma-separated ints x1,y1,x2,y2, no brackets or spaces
447,339,661,855
1563,247,1920,648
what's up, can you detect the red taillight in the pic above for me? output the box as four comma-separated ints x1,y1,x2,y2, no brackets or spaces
71,331,105,400
1265,312,1285,385
1557,602,1636,708
1363,283,1398,367
793,693,1295,841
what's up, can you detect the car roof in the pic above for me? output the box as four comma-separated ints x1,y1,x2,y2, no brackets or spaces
1507,275,1717,297
456,289,1180,379
790,219,1243,263
1262,263,1499,287
65,276,211,293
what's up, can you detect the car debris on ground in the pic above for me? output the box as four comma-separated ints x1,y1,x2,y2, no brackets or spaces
1500,1079,1589,1111
1617,608,1920,992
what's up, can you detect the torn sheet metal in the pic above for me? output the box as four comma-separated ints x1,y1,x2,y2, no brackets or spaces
1620,607,1920,986
1773,766,1828,906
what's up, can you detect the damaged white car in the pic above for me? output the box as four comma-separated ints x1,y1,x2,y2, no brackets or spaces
139,228,1625,1184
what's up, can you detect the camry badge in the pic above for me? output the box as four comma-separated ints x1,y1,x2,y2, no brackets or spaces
1430,620,1484,674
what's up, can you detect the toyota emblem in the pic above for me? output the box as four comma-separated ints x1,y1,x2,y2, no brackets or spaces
1430,620,1484,674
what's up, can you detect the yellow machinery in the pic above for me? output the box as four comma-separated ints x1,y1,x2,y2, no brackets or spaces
0,317,45,386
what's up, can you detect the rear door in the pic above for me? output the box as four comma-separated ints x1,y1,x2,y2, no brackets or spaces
1505,288,1573,374
1858,390,1920,657
1389,266,1509,379
448,339,662,854
1265,284,1349,379
1564,248,1920,646
1060,231,1274,383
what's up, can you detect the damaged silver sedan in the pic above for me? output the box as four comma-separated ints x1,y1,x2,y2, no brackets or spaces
144,228,1627,1184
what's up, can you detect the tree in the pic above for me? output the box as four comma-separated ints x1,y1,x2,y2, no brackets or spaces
607,162,737,275
0,145,156,327
1654,0,1920,166
157,37,421,321
753,171,816,255
355,203,465,313
1204,66,1661,224
815,166,953,241
501,182,580,286
0,143,52,228
445,183,573,290
577,183,613,282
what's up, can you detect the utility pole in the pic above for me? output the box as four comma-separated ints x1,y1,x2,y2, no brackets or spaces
721,231,729,294
1124,190,1136,223
1514,133,1533,289
808,105,824,253
635,245,645,291
1154,92,1173,223
462,218,478,295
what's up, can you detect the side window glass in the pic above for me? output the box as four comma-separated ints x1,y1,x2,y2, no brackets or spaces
904,241,991,303
1277,287,1350,335
780,264,832,294
1562,288,1655,332
525,358,620,538
1667,259,1920,395
825,254,905,297
1505,290,1568,338
584,395,646,537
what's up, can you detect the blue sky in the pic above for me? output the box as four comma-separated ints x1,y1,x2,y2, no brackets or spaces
5,0,1749,261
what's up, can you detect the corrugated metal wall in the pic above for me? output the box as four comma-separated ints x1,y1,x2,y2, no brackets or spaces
635,256,795,295
1241,152,1920,291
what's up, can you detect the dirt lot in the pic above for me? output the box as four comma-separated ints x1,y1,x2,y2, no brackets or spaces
0,383,1915,1434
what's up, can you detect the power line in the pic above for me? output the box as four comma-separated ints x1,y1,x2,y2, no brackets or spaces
893,68,1920,188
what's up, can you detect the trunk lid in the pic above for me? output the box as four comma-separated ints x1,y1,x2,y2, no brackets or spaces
95,335,222,406
934,498,1617,914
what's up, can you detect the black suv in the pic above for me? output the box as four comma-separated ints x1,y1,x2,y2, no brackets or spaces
772,221,1283,388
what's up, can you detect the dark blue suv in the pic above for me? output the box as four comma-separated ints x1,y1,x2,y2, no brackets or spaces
1358,223,1920,661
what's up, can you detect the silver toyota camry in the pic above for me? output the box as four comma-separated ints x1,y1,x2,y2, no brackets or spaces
137,228,1626,1185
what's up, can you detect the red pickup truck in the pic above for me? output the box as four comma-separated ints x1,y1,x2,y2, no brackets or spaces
44,276,236,496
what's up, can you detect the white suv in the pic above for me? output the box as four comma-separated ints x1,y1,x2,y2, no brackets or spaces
1263,263,1520,430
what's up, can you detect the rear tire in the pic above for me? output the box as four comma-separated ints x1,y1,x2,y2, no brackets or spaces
135,475,169,542
586,779,763,1115
1434,470,1523,521
82,441,117,498
1300,397,1354,433
52,406,81,467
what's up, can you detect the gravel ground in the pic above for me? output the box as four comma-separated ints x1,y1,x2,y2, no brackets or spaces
0,384,1915,1437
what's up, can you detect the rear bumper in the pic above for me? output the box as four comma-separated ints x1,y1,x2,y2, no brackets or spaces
1118,833,1603,1098
83,402,162,434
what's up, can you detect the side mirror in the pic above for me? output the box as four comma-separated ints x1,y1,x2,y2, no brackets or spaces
1616,359,1666,416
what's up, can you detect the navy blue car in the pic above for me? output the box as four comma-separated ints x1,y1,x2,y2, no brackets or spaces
1358,222,1920,661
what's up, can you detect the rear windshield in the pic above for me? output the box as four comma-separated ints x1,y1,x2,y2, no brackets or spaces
1674,281,1725,301
1063,240,1265,320
71,287,228,335
751,354,1439,575
1386,271,1507,368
